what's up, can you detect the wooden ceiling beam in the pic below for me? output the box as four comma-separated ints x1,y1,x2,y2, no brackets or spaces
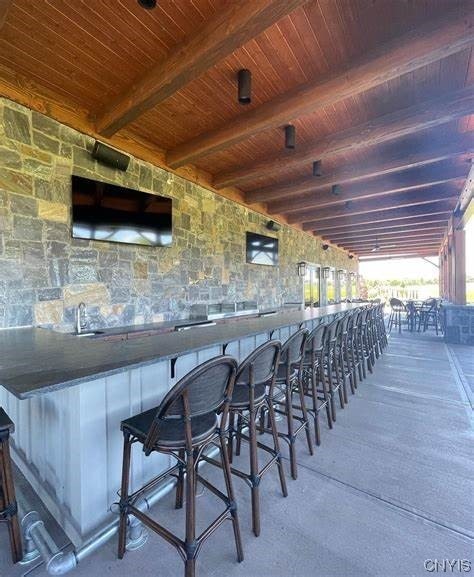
337,232,445,246
167,7,474,168
214,86,474,189
304,202,455,232
288,183,459,225
327,225,447,241
95,0,309,137
315,216,450,236
342,236,444,249
245,137,473,204
360,240,441,254
357,244,440,255
357,250,439,258
271,166,465,216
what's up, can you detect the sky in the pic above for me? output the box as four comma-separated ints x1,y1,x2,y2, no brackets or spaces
359,216,473,281
359,256,439,281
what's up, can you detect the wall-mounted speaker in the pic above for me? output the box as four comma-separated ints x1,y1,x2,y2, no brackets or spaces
266,220,281,232
91,141,130,172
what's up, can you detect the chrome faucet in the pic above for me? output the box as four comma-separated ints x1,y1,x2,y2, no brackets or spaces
76,302,87,334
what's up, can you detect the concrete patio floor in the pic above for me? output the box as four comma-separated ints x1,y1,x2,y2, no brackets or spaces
1,331,473,577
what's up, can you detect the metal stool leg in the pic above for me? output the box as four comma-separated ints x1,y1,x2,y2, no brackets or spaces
0,433,22,564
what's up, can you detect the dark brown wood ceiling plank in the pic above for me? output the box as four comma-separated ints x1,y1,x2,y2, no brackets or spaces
214,86,474,189
0,0,12,30
272,165,466,216
304,201,456,231
96,0,310,136
245,137,473,204
336,231,446,245
327,226,447,242
315,216,451,237
342,235,445,249
168,6,474,168
0,47,102,107
288,183,460,224
352,246,442,256
358,251,439,260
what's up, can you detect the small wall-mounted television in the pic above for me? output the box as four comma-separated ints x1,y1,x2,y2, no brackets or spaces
246,232,279,266
71,175,172,247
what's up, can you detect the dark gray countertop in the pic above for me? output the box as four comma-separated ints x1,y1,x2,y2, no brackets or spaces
0,303,363,399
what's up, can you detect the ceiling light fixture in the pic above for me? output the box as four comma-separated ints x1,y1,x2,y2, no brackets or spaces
138,0,157,9
237,69,252,104
312,160,322,177
285,125,296,149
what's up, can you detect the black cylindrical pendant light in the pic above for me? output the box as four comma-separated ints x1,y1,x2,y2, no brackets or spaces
285,125,296,149
138,0,157,9
238,69,252,104
332,184,341,196
312,160,322,177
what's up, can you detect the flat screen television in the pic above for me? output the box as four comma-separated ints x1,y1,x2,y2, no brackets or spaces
246,232,279,266
71,175,172,247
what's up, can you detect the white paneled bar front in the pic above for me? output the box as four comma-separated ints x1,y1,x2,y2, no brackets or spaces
0,314,340,547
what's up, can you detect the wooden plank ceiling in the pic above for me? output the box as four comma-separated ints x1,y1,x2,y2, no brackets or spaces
1,0,473,259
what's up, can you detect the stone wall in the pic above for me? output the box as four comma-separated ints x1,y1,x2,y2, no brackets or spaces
0,97,357,330
443,305,474,345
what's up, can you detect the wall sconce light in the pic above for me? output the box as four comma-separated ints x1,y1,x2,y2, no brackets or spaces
285,125,296,149
322,267,330,279
312,160,322,177
237,69,252,104
297,261,306,277
322,244,329,251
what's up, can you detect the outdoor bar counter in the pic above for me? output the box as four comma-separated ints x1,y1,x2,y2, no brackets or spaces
0,303,362,548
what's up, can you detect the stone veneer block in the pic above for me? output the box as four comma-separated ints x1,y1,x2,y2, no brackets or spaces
3,107,31,144
38,199,68,223
35,300,63,325
63,284,110,308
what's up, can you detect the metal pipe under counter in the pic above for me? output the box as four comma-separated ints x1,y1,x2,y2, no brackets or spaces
0,303,365,554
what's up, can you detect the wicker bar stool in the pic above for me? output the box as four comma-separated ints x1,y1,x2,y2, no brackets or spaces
269,328,313,480
336,313,356,403
350,309,365,384
301,323,333,446
367,307,378,364
324,319,346,419
0,408,22,564
217,341,288,537
359,308,374,376
376,303,388,351
118,356,243,577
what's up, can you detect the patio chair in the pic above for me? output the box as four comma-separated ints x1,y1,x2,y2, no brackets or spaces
117,356,243,577
387,298,407,333
418,298,440,334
